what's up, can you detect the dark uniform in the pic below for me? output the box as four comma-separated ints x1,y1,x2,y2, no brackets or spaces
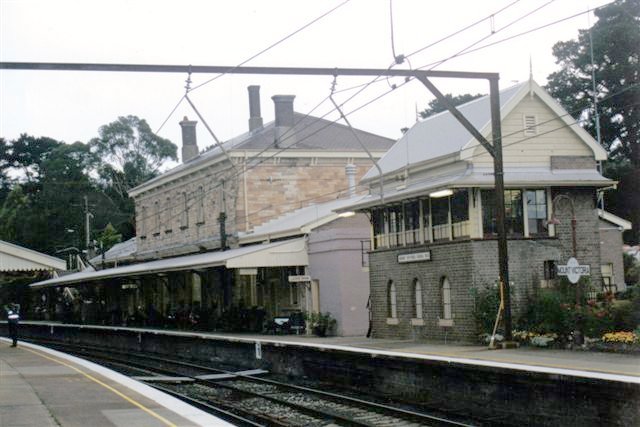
7,310,19,347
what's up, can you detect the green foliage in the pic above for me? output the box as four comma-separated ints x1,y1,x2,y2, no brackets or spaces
419,93,485,119
545,0,640,243
472,284,500,334
305,311,337,336
96,223,122,253
624,253,640,285
0,186,28,242
517,290,576,336
89,115,177,197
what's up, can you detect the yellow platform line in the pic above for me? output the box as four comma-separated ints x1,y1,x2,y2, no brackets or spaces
19,345,178,427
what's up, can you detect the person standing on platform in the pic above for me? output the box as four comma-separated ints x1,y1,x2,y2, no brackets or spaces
6,304,20,347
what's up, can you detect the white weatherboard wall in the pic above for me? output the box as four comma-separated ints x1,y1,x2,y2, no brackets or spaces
471,94,595,168
308,214,371,336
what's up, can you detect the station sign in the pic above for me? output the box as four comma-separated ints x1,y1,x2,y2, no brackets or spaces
398,251,431,264
288,275,311,283
239,268,258,276
557,257,590,284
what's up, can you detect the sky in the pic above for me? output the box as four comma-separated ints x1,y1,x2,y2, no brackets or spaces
0,0,611,161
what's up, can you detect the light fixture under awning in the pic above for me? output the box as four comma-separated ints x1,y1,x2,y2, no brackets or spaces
30,238,308,289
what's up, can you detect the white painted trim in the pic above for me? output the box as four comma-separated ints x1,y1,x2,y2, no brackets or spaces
386,318,399,325
598,209,632,230
438,318,454,327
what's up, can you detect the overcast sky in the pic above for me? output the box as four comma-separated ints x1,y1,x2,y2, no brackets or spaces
1,0,611,160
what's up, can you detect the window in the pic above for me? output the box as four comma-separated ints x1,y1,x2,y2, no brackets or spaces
404,201,420,244
544,260,557,280
482,190,523,237
441,277,452,320
196,186,205,225
450,189,470,238
431,197,450,240
371,208,385,249
526,190,548,236
413,279,423,319
387,280,397,318
388,205,403,247
601,263,616,293
421,199,431,242
523,114,538,136
180,192,189,229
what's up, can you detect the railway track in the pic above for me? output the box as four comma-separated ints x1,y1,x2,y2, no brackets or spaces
26,338,479,426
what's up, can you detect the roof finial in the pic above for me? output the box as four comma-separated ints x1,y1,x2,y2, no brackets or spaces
529,56,534,98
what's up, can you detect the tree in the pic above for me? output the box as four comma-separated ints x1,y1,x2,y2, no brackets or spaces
89,115,177,199
96,223,122,253
419,93,484,119
546,0,640,243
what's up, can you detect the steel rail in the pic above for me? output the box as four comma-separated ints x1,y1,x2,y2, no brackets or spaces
30,338,473,426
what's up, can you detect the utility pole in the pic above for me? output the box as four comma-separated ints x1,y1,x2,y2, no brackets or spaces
84,195,94,258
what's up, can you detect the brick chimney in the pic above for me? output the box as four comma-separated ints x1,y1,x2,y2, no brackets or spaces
272,95,296,147
179,116,198,163
248,85,263,132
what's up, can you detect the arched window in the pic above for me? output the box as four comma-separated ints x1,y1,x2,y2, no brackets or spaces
441,277,452,320
387,280,397,318
413,278,423,319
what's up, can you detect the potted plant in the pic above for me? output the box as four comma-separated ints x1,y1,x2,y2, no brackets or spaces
306,311,336,337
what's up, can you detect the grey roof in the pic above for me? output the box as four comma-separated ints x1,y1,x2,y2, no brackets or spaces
362,82,526,181
239,195,368,242
31,238,307,288
131,113,394,195
89,238,137,265
345,166,613,211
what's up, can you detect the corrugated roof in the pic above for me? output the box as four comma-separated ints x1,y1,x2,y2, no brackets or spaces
362,82,526,181
343,166,613,211
0,240,66,272
31,238,307,288
89,238,137,265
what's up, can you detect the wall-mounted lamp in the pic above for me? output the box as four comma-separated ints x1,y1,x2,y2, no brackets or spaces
338,211,356,218
429,189,453,198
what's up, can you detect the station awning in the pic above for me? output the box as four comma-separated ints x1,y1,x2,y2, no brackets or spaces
0,240,66,272
30,238,308,289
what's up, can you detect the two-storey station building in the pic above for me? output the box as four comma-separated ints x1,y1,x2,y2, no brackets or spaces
343,80,623,341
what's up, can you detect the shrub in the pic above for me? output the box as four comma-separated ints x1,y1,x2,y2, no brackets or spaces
472,284,500,335
517,290,575,336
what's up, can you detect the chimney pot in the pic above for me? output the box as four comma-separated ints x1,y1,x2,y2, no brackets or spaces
247,85,263,132
179,117,199,163
272,95,296,146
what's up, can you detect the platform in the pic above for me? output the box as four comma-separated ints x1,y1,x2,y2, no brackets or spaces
0,339,232,427
71,324,639,383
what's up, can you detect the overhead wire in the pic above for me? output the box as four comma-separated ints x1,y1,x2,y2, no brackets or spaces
135,2,620,229
188,0,352,93
134,82,639,232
